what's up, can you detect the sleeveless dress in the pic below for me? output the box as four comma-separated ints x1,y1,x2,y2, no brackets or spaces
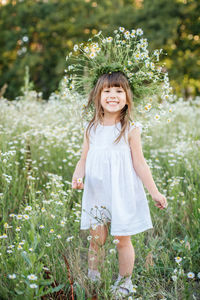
80,120,153,236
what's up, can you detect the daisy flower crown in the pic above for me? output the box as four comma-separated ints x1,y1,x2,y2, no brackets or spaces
64,27,173,114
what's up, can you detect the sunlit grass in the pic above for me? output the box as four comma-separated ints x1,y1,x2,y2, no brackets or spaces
0,86,200,299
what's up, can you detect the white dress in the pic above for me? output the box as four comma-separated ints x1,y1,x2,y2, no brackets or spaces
80,120,153,236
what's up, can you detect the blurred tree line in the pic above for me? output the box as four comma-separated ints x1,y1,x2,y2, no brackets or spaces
0,0,199,100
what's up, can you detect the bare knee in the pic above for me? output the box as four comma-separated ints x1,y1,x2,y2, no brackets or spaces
114,235,132,249
90,224,109,249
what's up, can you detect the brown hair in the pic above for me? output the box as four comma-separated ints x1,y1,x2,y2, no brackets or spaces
85,72,134,144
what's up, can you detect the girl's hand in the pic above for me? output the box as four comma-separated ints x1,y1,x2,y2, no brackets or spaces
152,191,168,209
72,177,84,189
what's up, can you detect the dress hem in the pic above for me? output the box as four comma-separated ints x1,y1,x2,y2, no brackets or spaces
80,224,153,236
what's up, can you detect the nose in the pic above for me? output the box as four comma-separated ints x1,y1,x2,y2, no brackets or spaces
109,93,117,99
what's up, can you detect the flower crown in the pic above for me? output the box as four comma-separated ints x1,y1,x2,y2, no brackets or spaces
64,27,173,115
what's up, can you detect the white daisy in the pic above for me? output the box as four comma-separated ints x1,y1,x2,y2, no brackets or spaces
119,27,125,32
27,274,38,281
106,37,113,43
8,274,16,279
30,284,38,289
136,28,143,36
187,272,195,279
73,44,78,52
89,52,96,59
175,256,182,263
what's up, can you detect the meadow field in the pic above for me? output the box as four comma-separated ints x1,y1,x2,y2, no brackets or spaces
0,85,200,299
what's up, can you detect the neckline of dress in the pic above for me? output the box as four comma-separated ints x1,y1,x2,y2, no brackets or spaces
99,121,121,127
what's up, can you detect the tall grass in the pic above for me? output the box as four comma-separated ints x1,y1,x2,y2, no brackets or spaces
0,77,200,299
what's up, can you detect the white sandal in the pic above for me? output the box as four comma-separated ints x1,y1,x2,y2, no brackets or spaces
110,274,134,298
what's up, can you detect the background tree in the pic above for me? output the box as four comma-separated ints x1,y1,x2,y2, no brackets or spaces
0,0,199,100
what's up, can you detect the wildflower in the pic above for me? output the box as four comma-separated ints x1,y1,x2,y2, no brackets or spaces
167,119,171,123
175,256,182,264
30,284,38,288
4,223,12,229
68,65,74,71
7,250,13,253
84,46,90,53
109,248,116,254
113,239,119,244
154,114,160,121
9,213,15,217
136,28,143,36
157,66,162,73
66,236,74,242
187,272,195,279
41,207,46,212
27,274,38,281
8,274,16,279
0,234,8,239
25,206,32,211
133,287,137,293
131,30,136,37
49,229,54,233
23,214,30,220
89,52,96,59
45,243,51,247
119,27,125,32
96,47,101,53
60,221,65,227
87,235,92,241
16,214,23,220
39,225,45,229
106,37,113,43
124,31,130,39
73,44,78,52
197,272,200,279
145,60,150,68
17,245,23,250
150,62,155,70
171,275,177,281
29,248,33,252
92,43,99,49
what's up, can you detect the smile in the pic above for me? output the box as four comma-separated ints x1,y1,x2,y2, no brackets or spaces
106,101,119,104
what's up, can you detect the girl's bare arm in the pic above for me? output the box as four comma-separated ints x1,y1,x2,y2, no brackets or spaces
128,128,167,209
72,130,89,189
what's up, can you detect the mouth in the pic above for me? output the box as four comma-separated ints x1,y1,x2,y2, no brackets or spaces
106,101,119,105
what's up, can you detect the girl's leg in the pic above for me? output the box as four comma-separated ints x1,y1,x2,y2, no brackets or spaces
88,222,110,271
114,235,135,277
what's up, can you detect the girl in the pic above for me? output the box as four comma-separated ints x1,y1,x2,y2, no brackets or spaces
72,71,167,297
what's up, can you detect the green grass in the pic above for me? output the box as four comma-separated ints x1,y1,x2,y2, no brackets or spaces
0,89,200,299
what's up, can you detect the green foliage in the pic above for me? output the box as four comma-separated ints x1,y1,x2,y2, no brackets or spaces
0,0,199,100
0,78,200,298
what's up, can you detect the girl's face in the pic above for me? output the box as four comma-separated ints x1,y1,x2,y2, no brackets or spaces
100,86,127,115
